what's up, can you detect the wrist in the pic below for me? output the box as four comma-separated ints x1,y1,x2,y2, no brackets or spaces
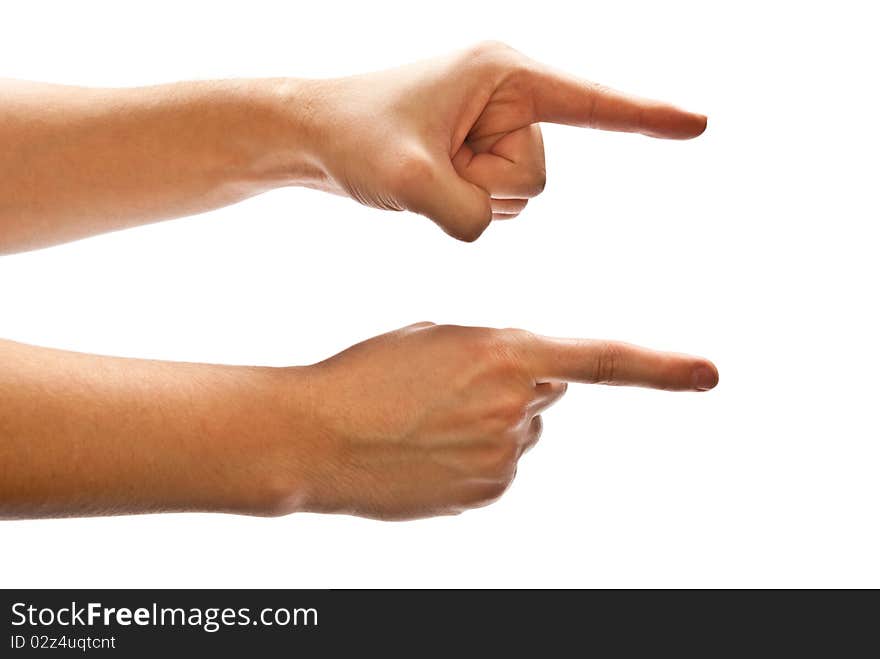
216,365,330,517
251,78,332,190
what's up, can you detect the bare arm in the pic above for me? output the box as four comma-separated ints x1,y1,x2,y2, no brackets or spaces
1,44,714,520
0,325,717,520
0,78,320,252
0,42,706,252
0,338,316,517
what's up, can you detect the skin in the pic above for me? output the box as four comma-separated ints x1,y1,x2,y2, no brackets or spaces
0,43,716,520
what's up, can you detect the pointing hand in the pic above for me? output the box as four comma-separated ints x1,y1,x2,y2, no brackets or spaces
272,322,718,520
306,41,707,241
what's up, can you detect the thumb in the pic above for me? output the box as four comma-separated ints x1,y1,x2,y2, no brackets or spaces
403,158,492,242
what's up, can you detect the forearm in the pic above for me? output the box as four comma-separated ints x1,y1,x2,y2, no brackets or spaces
0,339,316,518
0,78,323,253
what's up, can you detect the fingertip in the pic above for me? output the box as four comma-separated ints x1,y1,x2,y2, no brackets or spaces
682,113,709,140
691,361,719,391
647,108,708,140
676,113,708,140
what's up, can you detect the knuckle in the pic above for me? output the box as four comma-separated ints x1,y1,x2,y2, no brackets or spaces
504,398,529,424
582,81,611,129
468,328,532,383
444,203,491,243
531,415,544,439
491,352,526,382
468,40,513,60
501,327,536,346
592,341,620,384
488,391,530,428
518,164,547,197
488,441,519,474
402,320,435,333
486,481,512,504
469,327,504,357
462,41,529,80
519,417,544,454
496,328,536,367
493,465,518,495
531,167,547,196
474,463,517,506
387,149,434,197
443,507,466,518
448,220,488,243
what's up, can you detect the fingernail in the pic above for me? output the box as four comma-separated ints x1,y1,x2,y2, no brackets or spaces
692,365,718,391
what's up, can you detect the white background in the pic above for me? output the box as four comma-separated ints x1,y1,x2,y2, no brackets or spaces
1,1,878,588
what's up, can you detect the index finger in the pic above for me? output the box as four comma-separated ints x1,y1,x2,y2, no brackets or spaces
526,336,718,391
527,64,708,139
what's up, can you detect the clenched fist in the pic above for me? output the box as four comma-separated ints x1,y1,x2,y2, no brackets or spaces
302,41,707,241
264,323,718,520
